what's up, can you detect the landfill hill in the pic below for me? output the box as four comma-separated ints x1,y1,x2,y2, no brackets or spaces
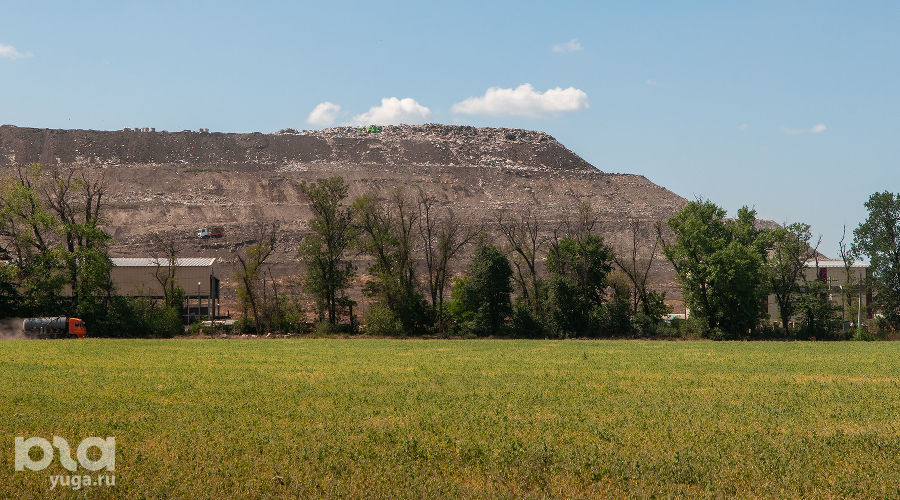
0,124,688,311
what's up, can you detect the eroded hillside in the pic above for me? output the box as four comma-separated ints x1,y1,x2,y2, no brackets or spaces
0,124,687,311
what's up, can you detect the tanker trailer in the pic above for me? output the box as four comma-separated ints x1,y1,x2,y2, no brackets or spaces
22,317,87,339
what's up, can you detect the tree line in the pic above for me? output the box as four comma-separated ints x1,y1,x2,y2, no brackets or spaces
237,177,669,338
242,176,672,337
661,195,900,339
242,177,899,339
2,165,898,339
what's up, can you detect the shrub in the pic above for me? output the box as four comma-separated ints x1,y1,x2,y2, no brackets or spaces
633,311,660,337
510,297,545,338
100,297,182,338
852,327,879,341
363,304,405,336
148,304,183,337
678,317,709,339
310,320,355,336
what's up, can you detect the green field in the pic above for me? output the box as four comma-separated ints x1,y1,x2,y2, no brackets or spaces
1,339,899,498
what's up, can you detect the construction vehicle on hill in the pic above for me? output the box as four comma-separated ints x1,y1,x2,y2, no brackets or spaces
196,227,224,239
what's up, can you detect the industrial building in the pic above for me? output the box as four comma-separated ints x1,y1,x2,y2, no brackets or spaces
109,257,221,321
765,258,873,327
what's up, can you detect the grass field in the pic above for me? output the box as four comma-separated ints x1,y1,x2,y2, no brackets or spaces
1,339,899,498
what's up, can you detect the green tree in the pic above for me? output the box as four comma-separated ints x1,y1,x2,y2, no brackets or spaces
544,273,584,337
545,234,614,337
767,222,818,333
662,199,770,338
0,165,66,315
451,244,513,336
102,296,183,338
541,204,616,337
299,177,355,325
795,270,841,339
40,164,112,313
353,189,425,335
603,271,636,336
0,163,113,319
852,191,900,330
0,263,16,317
547,235,613,306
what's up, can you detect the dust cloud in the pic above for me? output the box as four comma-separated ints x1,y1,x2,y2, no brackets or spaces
0,318,25,340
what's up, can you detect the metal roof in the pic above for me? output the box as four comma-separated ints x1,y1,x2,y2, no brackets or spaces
804,258,866,269
111,257,217,268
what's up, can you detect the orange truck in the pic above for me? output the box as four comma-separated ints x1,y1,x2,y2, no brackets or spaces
22,317,87,339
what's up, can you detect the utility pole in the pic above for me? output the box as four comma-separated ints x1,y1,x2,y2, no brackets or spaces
858,272,863,327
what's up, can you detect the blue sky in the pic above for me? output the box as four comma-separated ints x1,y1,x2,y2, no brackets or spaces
1,1,897,256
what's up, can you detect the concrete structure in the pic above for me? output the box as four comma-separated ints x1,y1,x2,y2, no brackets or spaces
766,258,873,327
110,257,220,320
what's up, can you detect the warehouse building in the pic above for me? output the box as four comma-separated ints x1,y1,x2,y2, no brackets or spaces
110,257,220,320
765,258,873,327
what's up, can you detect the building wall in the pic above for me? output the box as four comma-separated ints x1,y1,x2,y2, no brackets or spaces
766,263,872,325
111,265,215,298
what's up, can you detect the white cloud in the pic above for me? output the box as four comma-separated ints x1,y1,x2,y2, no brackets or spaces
306,101,341,127
352,97,431,125
552,39,583,53
450,83,589,117
645,79,657,86
738,123,750,131
0,43,32,60
780,123,827,135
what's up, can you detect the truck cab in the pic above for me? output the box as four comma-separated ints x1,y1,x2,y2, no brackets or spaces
68,318,87,338
23,317,86,338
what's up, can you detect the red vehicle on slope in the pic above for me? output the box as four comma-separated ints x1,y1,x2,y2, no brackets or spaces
196,227,224,238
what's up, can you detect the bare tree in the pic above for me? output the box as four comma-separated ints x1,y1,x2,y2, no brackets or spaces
353,187,427,332
419,191,479,332
496,207,545,312
236,223,278,333
150,234,182,307
838,225,861,325
612,219,661,315
389,188,418,291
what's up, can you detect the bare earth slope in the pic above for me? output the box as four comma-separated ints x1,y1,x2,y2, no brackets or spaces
0,124,687,310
